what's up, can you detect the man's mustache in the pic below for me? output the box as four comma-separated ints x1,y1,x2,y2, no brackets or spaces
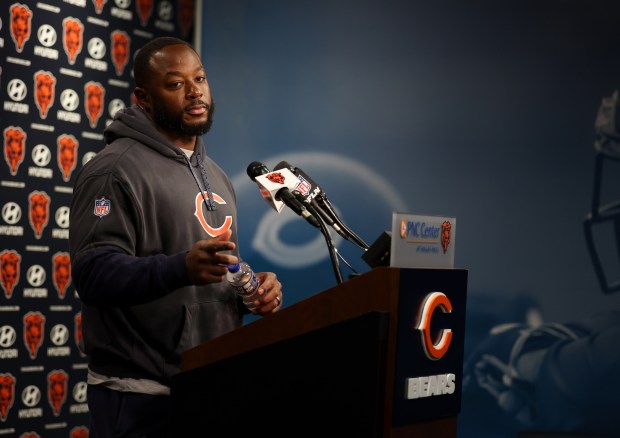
185,100,210,111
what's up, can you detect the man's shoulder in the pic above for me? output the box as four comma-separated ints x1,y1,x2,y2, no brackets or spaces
90,138,149,164
76,139,149,182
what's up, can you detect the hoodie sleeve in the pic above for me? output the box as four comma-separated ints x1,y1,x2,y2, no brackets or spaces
73,246,189,306
69,165,188,305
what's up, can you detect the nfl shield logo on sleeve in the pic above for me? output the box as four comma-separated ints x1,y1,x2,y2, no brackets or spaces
94,197,111,217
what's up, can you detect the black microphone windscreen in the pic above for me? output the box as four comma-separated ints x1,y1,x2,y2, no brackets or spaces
246,161,270,181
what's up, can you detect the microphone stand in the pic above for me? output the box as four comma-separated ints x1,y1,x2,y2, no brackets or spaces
294,191,344,284
316,194,370,250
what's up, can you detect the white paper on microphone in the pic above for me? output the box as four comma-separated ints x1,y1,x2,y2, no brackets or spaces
253,168,301,213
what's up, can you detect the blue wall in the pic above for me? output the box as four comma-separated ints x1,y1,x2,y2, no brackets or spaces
200,1,620,436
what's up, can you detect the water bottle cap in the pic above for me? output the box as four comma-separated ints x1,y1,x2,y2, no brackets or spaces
227,263,240,273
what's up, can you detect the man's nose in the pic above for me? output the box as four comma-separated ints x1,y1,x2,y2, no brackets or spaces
187,85,203,99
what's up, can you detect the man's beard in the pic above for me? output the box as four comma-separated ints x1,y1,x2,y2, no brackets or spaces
152,99,215,136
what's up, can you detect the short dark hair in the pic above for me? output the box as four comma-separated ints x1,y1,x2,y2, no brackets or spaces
133,37,197,88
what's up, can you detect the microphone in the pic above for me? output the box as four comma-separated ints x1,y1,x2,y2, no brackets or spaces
274,161,321,201
274,161,370,249
246,161,320,228
274,161,349,239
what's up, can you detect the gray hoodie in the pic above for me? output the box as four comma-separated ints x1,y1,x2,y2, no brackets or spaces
69,105,244,385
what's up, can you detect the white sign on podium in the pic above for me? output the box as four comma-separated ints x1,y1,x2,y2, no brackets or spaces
390,212,456,269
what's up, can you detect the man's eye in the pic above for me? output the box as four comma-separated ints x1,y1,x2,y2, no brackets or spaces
196,76,206,82
169,82,182,88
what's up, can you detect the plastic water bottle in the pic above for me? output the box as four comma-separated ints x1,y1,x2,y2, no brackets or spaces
227,262,261,310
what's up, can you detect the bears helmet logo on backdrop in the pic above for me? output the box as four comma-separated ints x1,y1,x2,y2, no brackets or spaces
9,3,31,53
0,250,21,299
34,70,56,119
4,126,26,176
62,17,84,65
0,374,16,421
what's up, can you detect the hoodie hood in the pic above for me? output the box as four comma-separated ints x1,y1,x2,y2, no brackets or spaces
104,105,192,162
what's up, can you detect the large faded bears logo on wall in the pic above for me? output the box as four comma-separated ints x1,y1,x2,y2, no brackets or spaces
235,152,408,268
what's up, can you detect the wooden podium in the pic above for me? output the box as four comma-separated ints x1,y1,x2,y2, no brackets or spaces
170,267,468,437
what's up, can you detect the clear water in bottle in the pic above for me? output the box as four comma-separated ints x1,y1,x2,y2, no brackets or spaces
227,262,260,309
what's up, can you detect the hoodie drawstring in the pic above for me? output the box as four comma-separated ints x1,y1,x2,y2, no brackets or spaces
185,153,217,211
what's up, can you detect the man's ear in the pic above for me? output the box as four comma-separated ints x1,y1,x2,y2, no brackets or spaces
133,87,150,111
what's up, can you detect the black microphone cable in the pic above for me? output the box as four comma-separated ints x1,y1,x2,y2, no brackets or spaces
293,190,344,284
315,194,370,250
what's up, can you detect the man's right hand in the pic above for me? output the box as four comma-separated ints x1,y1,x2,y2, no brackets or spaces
185,229,238,285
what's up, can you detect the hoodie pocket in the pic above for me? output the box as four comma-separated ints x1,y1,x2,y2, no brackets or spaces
173,299,242,358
